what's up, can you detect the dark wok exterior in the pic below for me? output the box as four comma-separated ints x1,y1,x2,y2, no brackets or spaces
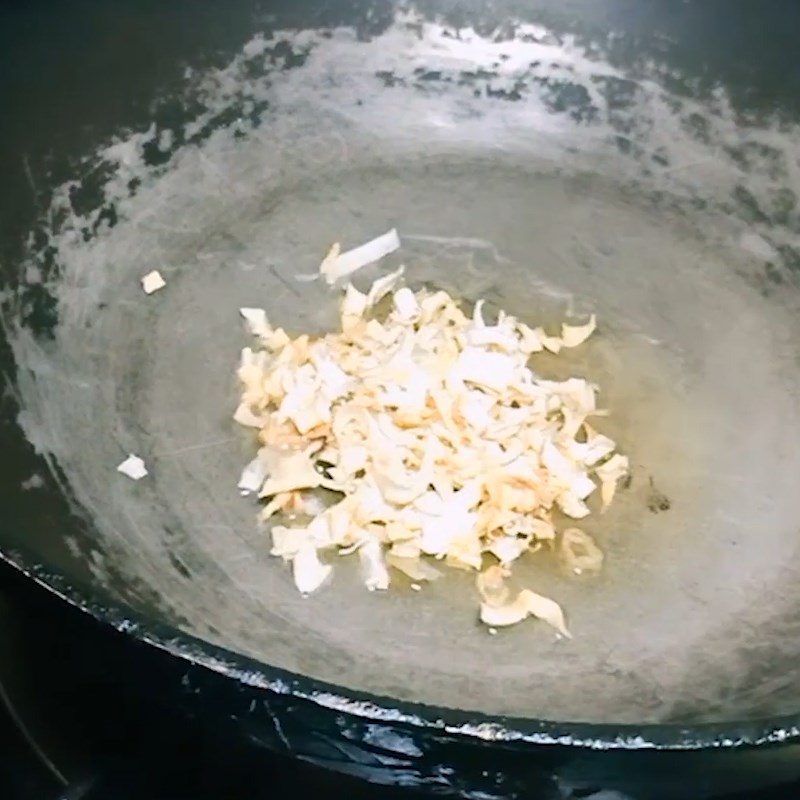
2,2,800,798
5,550,800,799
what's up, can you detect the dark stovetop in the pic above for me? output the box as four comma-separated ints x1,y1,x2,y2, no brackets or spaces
0,564,416,800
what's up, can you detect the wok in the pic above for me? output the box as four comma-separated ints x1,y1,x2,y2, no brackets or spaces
2,1,800,797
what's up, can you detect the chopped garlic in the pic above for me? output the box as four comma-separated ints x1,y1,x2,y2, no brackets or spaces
480,593,531,627
237,453,269,495
366,265,405,307
359,538,390,591
540,331,563,353
596,454,630,509
141,270,166,295
235,263,626,633
453,348,519,393
386,553,442,581
476,565,511,608
493,588,569,632
340,283,368,330
522,590,572,638
293,541,332,594
319,229,401,285
477,567,571,637
260,492,295,521
233,402,265,429
561,315,597,348
259,448,323,496
392,287,420,323
117,454,148,480
485,535,529,564
240,307,272,338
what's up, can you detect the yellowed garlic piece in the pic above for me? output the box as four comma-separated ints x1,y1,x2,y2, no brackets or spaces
386,552,442,581
259,449,323,496
521,589,572,638
358,539,390,591
340,284,368,330
517,323,544,354
538,329,563,353
476,565,511,608
365,265,405,307
238,454,269,494
317,242,341,282
561,314,597,348
596,454,630,509
392,287,420,323
319,229,400,285
239,307,272,338
270,525,306,560
141,270,166,294
556,492,592,519
233,402,265,428
117,454,148,480
485,535,529,564
236,265,626,635
259,492,294,522
292,541,332,594
479,592,530,627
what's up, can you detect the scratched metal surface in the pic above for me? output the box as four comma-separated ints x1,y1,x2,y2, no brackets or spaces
1,0,800,773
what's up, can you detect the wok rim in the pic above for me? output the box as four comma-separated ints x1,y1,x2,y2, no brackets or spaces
1,543,797,753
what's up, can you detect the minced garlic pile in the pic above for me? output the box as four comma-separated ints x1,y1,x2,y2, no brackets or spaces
234,249,628,637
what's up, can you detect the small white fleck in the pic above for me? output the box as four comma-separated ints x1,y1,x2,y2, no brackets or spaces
410,583,421,592
117,454,148,480
141,270,166,294
739,231,778,262
239,307,270,337
242,35,267,58
488,627,498,636
157,129,174,152
24,265,43,284
21,473,45,490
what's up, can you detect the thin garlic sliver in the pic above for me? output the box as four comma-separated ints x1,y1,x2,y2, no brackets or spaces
596,453,630,509
561,315,597,348
521,590,572,639
476,565,511,608
235,253,627,635
293,541,332,594
479,589,571,638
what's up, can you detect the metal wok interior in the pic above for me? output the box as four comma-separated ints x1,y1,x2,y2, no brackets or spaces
2,0,800,731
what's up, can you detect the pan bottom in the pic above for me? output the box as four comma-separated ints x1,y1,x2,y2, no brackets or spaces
10,143,800,724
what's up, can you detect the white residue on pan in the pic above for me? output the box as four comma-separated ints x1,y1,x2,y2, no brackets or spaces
13,7,800,297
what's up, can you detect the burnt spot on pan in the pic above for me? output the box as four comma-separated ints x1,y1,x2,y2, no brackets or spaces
646,476,671,513
168,550,193,580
